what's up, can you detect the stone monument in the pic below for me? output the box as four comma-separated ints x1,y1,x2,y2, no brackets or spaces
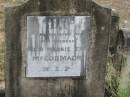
5,0,111,97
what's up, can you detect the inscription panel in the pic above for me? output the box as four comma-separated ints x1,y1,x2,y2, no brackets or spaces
26,16,91,77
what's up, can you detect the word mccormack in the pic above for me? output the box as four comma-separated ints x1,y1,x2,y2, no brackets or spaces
33,55,82,61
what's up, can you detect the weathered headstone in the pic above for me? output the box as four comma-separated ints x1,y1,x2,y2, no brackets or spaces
123,29,130,79
5,0,111,97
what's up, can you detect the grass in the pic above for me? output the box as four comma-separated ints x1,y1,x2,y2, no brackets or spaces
105,55,128,97
118,81,130,97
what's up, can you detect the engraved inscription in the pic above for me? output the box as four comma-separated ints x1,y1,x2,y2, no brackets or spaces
27,16,91,77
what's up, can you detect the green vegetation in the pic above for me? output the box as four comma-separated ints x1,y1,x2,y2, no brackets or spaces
105,53,129,97
118,81,130,97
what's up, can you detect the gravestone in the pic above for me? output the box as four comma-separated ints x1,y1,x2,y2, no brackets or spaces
5,0,111,97
123,29,130,79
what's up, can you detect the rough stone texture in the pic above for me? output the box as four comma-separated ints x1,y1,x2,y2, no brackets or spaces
5,0,111,97
94,0,130,28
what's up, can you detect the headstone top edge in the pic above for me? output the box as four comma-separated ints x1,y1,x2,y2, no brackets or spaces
93,2,111,11
4,2,26,8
